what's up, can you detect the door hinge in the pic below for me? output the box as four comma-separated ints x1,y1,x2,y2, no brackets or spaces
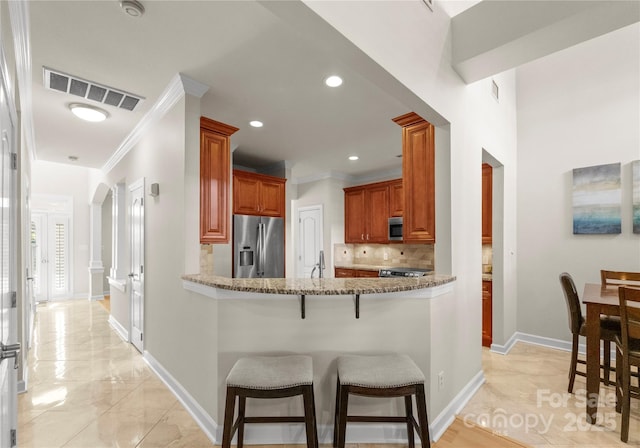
140,333,143,341
10,429,16,447
11,153,17,170
140,265,143,274
11,291,16,308
141,198,144,206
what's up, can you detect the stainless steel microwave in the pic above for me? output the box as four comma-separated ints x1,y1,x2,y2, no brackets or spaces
388,217,403,241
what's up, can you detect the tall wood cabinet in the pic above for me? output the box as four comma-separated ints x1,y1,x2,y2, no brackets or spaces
482,163,493,244
233,170,286,218
344,179,400,243
482,280,492,347
392,112,435,243
200,117,239,244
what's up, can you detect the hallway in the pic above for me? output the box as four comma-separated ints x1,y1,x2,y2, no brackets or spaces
17,300,214,447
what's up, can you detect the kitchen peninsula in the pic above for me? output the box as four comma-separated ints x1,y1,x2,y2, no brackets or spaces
181,272,456,443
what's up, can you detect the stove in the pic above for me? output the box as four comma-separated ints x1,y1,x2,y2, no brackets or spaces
378,267,432,278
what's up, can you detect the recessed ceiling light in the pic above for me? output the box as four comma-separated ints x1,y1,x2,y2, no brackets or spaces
120,0,145,17
348,155,359,161
249,120,263,128
325,75,343,87
69,103,109,122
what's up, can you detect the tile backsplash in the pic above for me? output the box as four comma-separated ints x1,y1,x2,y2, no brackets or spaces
200,244,214,275
334,243,434,270
482,244,493,273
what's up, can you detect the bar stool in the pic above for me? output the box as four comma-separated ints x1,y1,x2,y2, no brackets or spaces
221,355,318,448
333,354,430,448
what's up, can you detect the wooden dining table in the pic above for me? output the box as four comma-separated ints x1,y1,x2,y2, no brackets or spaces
582,282,621,424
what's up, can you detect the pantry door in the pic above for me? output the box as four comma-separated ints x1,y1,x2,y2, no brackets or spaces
297,205,323,278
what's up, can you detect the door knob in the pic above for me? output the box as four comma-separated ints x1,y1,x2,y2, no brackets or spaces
128,273,135,278
1,342,20,369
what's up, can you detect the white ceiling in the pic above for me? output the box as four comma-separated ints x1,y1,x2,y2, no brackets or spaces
29,0,412,179
28,0,639,181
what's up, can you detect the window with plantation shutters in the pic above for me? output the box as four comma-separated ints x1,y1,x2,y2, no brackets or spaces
54,222,66,290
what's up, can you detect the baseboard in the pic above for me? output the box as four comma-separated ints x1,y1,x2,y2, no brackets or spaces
490,331,519,354
108,315,129,342
491,331,616,360
143,351,219,444
18,369,28,394
429,369,486,442
89,294,104,301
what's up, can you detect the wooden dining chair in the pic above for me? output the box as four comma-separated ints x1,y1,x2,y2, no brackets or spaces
615,286,640,443
601,270,640,287
559,272,621,392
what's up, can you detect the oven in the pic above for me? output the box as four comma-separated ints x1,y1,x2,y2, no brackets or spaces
378,267,432,278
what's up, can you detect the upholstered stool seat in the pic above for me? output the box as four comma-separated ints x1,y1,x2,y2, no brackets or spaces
334,354,430,448
222,355,318,448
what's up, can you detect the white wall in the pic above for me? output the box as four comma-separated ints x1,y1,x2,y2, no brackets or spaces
31,160,97,298
516,23,640,340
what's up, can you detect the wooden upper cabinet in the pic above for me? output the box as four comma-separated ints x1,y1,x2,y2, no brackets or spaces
200,117,239,244
367,184,390,242
344,180,399,243
482,163,493,244
233,170,286,218
344,187,366,243
389,179,403,217
393,112,435,244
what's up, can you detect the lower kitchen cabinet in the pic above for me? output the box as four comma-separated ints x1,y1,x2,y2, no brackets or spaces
335,268,379,278
482,280,492,347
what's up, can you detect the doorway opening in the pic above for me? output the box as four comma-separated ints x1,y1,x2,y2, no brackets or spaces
482,150,505,351
30,195,73,302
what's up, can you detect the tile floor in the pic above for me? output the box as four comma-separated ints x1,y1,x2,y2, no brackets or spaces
18,300,214,448
17,299,640,447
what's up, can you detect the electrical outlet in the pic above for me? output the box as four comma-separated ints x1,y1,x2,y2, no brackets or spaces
438,371,445,390
383,251,388,261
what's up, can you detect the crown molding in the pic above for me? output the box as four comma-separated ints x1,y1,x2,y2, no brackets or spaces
102,73,210,174
179,73,209,98
292,170,353,185
9,0,37,162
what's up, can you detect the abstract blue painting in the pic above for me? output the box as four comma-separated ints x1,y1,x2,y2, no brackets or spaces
633,160,640,234
572,162,621,234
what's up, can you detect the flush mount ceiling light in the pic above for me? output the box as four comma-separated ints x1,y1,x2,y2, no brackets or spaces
348,155,359,161
120,0,145,17
325,75,343,87
249,120,263,128
69,103,109,122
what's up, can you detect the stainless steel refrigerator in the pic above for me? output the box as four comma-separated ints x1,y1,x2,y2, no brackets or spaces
233,214,285,278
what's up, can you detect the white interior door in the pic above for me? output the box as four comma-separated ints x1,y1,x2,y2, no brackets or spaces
297,205,323,278
129,180,144,353
0,63,18,448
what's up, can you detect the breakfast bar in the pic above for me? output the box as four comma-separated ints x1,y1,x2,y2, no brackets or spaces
181,273,455,443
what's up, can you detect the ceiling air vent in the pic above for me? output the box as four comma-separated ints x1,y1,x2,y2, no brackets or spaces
43,67,144,112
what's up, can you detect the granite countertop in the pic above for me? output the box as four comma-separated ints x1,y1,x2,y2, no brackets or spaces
182,273,456,295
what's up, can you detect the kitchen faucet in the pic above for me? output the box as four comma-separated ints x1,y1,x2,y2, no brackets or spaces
310,250,325,278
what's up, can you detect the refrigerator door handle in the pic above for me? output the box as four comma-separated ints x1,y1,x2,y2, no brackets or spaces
256,222,262,277
260,222,266,276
